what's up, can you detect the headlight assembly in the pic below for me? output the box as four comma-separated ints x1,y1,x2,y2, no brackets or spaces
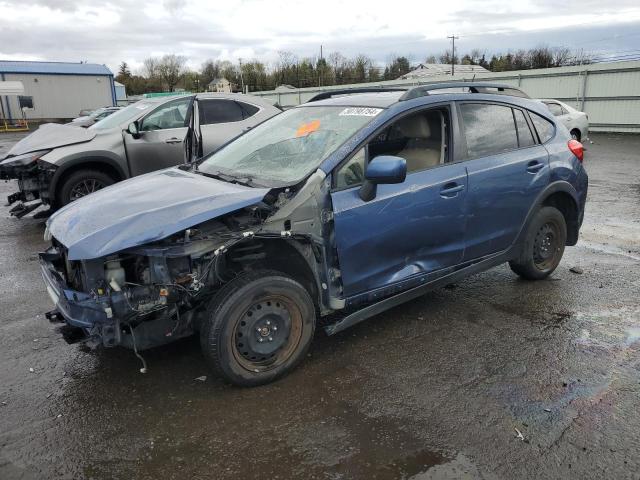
0,150,51,168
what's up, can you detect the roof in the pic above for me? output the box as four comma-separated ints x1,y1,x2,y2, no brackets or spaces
301,83,531,109
0,60,113,76
400,63,489,80
208,77,230,85
301,91,405,108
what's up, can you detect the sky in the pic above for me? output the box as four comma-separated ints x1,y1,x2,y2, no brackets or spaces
1,0,640,73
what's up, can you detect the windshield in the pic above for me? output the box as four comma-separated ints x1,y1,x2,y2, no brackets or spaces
90,101,154,130
198,106,381,185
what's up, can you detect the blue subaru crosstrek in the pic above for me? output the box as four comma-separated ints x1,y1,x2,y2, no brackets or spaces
39,83,588,386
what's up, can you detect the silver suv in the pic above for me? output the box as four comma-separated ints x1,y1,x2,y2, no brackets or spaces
0,93,280,217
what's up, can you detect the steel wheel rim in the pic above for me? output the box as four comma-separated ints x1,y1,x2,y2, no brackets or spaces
533,221,560,270
231,294,303,373
69,179,106,201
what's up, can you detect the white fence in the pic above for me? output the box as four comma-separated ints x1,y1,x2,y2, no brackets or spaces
251,60,640,133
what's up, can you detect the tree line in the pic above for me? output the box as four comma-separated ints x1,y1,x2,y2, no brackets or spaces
115,47,593,96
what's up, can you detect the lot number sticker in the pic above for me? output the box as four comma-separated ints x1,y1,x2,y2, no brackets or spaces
339,107,382,117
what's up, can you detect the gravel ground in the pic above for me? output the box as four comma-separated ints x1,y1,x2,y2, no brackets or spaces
0,132,639,479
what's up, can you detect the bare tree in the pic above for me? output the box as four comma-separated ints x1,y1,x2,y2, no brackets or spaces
142,57,160,79
157,54,187,92
552,47,572,67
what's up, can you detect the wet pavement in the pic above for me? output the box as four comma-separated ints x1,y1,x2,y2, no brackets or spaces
0,132,639,479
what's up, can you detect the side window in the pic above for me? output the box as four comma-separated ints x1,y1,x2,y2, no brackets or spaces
529,112,555,143
335,148,366,189
141,98,190,131
333,108,448,189
544,102,564,116
238,101,260,119
460,104,518,158
199,99,244,125
369,109,446,174
513,109,536,148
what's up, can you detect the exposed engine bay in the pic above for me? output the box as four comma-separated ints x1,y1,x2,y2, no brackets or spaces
41,178,338,355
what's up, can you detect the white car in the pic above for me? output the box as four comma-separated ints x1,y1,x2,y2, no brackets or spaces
539,99,589,141
69,107,121,128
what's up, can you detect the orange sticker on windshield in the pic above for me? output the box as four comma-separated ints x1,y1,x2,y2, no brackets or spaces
296,120,320,137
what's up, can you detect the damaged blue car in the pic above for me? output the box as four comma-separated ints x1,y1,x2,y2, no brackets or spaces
40,83,588,386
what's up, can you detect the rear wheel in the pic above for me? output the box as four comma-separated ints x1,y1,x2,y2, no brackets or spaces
200,270,315,387
509,206,567,280
58,169,115,206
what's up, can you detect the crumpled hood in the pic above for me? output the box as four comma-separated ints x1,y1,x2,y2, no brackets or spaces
47,168,269,260
5,123,96,157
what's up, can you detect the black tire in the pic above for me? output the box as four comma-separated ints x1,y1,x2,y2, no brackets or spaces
57,169,116,206
509,206,567,280
200,270,316,387
570,129,581,141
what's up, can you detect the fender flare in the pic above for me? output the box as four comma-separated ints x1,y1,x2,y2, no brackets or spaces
48,156,127,203
512,180,580,248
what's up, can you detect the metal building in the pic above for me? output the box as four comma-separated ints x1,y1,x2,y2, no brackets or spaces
0,60,116,121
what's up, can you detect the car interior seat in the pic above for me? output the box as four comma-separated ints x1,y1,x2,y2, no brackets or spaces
393,112,443,171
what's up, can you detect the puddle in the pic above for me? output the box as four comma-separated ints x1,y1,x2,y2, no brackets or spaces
283,402,465,479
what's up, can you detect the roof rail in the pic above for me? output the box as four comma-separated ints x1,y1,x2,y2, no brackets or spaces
399,82,530,101
306,87,408,103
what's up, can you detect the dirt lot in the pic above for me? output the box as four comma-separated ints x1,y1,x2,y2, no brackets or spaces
0,132,639,480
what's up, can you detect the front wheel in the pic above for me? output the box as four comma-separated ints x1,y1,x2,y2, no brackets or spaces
200,270,316,387
57,169,115,206
509,206,567,280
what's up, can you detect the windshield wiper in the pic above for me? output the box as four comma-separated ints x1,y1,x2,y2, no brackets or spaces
196,169,256,187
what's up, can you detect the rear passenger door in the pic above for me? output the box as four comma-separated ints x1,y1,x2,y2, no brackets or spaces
197,99,261,155
459,102,550,261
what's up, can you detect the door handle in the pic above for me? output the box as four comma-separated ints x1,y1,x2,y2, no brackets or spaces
165,138,183,144
526,161,544,173
440,183,464,198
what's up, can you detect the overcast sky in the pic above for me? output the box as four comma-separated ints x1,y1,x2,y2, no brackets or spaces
1,0,640,73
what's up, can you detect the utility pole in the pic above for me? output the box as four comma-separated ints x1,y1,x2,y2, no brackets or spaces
447,35,459,76
238,58,245,93
319,44,323,87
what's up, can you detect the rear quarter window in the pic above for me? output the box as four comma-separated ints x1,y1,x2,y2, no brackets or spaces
199,99,244,125
529,112,555,143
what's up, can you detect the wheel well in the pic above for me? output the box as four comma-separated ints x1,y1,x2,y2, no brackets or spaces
226,238,320,307
542,192,579,245
54,161,123,205
570,128,581,141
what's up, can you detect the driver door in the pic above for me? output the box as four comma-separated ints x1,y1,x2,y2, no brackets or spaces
330,106,468,298
124,96,193,176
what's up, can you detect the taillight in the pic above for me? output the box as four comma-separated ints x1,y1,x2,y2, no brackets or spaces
568,139,584,162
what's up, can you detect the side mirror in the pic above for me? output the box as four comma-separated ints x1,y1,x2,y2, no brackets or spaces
359,155,407,201
127,121,141,139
